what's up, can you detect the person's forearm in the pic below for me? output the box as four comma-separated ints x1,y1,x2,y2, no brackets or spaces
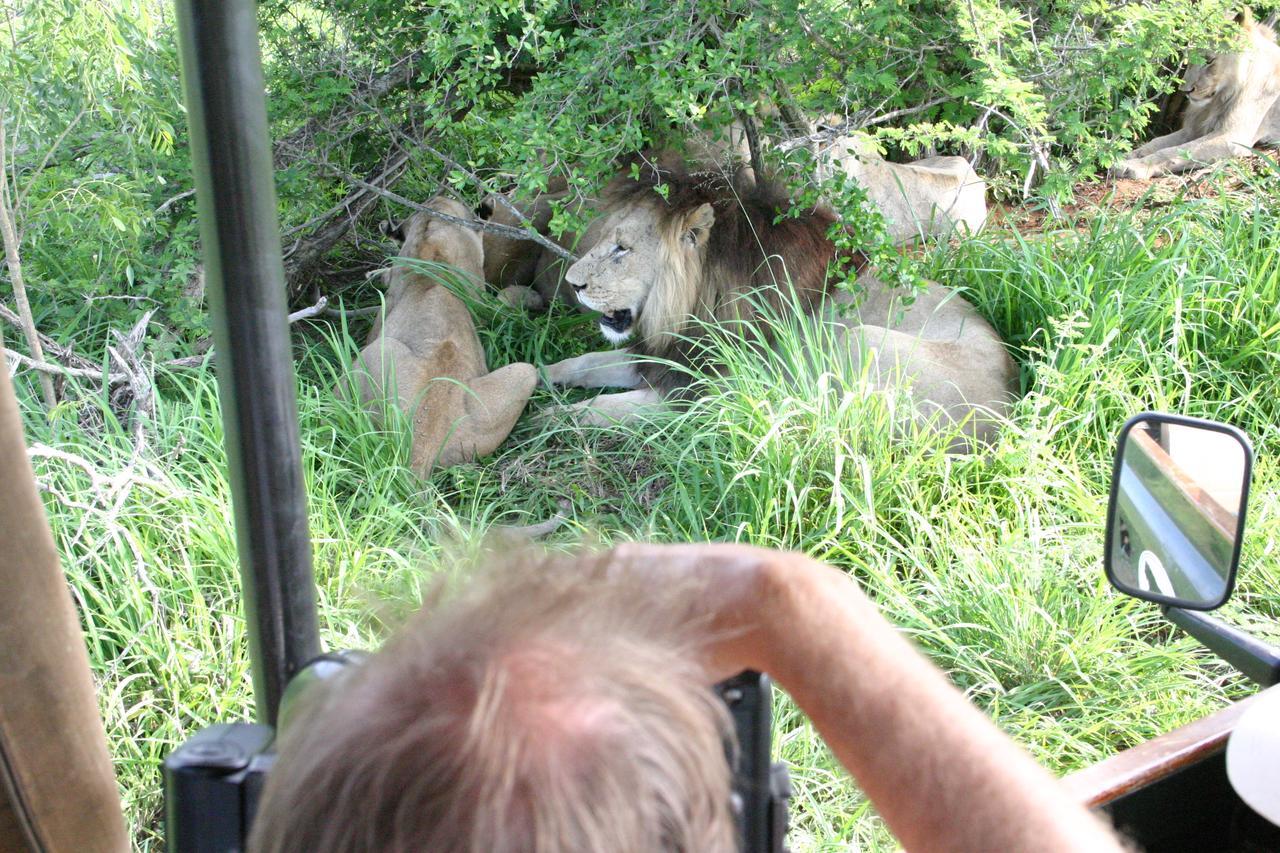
758,556,1122,853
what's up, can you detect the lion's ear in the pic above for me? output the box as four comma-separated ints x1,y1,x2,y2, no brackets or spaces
682,203,715,247
380,219,405,243
1235,7,1253,27
475,199,495,221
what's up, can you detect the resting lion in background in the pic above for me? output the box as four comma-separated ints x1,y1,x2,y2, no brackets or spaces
815,132,988,244
1112,10,1280,180
541,168,1016,451
346,197,536,474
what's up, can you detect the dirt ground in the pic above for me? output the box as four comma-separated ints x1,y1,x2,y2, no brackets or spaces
987,153,1273,235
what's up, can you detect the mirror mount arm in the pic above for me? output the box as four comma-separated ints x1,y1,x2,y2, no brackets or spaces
1163,606,1280,687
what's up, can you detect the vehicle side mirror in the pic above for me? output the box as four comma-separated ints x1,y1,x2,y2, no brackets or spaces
1106,413,1252,611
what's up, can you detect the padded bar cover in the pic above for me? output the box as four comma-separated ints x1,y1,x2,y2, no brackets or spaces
0,344,128,853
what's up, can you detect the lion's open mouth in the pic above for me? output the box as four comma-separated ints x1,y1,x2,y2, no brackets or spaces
600,309,633,335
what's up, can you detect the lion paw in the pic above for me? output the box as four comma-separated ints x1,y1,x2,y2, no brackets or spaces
498,285,545,312
1109,160,1153,181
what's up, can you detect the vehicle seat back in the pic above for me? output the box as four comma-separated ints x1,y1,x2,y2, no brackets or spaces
0,341,128,853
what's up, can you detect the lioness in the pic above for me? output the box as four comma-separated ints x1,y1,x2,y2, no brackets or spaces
347,197,536,474
816,132,988,244
542,169,1016,450
1112,10,1280,180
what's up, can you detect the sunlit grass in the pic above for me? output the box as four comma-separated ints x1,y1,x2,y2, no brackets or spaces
15,163,1280,849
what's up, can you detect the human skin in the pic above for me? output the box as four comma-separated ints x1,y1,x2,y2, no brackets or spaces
606,542,1124,853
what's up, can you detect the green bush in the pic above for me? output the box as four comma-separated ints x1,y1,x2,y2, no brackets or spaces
6,1,1280,346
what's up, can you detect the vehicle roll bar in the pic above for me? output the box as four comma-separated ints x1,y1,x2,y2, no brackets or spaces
173,0,320,725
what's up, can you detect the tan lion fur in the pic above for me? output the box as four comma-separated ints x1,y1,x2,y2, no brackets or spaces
829,274,1016,449
1113,10,1280,179
479,187,574,310
347,197,536,475
816,132,988,244
563,171,839,394
544,168,1015,450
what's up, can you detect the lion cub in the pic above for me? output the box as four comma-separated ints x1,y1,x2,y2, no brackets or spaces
1112,10,1280,180
344,197,536,474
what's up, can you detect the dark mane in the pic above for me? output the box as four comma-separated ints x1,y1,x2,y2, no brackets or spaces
603,165,851,394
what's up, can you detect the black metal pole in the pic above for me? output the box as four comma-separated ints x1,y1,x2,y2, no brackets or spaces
173,0,320,725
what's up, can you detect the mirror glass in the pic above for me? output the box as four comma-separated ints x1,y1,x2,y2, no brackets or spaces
1107,415,1251,610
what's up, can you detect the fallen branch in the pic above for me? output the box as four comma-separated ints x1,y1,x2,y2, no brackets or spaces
287,295,329,322
154,188,196,216
4,296,330,385
0,299,102,373
5,349,128,383
283,147,413,291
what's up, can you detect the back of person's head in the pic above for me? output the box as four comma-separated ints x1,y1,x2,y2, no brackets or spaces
249,551,737,852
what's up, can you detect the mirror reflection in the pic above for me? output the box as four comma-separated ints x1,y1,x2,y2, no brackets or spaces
1109,418,1248,609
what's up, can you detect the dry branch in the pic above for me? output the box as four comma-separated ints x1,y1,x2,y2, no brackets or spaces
3,297,330,386
282,147,413,292
331,170,580,264
776,96,952,153
0,303,112,373
0,110,57,408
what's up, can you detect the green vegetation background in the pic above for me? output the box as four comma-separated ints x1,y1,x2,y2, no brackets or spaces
4,0,1280,848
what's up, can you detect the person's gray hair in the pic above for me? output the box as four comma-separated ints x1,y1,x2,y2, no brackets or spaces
249,550,738,852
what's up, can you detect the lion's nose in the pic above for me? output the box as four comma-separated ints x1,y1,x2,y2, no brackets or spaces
565,258,589,290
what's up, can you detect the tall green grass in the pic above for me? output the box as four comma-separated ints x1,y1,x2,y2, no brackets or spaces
16,164,1280,849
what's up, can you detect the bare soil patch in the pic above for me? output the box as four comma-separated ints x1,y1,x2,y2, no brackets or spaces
989,153,1273,236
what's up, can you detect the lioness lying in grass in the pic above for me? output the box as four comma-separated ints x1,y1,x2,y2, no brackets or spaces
1112,10,1280,180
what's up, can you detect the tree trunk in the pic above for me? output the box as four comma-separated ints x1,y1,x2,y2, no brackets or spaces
0,112,57,410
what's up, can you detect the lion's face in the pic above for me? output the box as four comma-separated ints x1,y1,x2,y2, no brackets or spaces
1182,55,1242,105
566,201,714,344
1181,13,1276,107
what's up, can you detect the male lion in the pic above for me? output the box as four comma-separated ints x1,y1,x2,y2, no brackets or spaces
541,169,1016,450
1112,10,1280,180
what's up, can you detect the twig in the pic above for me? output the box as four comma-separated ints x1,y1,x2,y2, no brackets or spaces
282,146,413,291
861,96,952,128
5,349,127,382
974,104,1057,210
341,112,578,266
0,302,101,371
777,97,951,153
327,304,380,318
4,296,329,385
287,295,329,322
332,170,580,264
154,188,196,216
